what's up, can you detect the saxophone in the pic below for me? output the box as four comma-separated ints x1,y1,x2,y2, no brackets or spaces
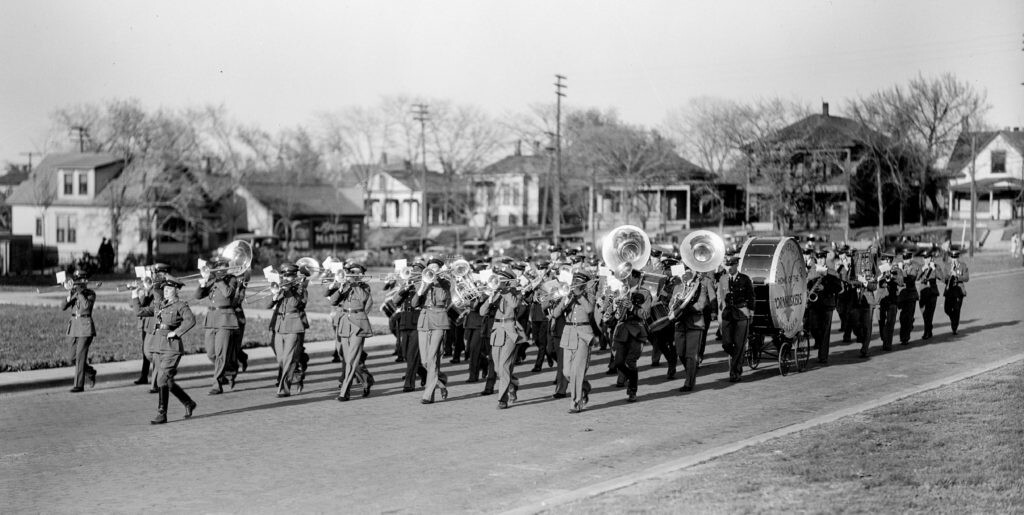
807,272,826,303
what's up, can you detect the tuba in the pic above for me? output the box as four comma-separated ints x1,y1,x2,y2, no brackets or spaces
601,225,651,280
679,230,725,274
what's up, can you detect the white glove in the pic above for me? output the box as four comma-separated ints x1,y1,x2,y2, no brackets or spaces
167,330,177,339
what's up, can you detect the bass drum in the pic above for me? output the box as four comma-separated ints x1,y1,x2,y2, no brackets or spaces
737,237,807,338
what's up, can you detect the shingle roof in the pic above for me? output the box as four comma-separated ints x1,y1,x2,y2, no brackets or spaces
766,113,873,150
945,130,1024,177
5,152,124,206
242,178,364,216
476,155,549,176
0,170,29,186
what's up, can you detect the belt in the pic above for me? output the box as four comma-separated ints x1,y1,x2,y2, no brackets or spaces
342,309,364,313
71,314,91,318
208,306,232,311
425,307,447,311
157,324,178,330
566,322,590,326
493,317,516,322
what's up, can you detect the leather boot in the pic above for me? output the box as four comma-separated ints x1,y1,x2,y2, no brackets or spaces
151,386,169,424
170,384,196,418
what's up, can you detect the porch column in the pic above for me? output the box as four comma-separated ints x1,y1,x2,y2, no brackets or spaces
989,190,994,219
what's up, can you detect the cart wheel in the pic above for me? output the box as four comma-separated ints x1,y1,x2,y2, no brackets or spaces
778,341,795,376
745,334,763,370
795,331,811,372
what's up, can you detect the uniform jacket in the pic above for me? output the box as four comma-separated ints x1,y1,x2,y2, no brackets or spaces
942,260,969,298
480,289,521,347
265,285,309,334
719,272,754,320
135,299,196,353
550,293,595,350
194,275,241,329
670,279,709,331
917,263,941,300
131,288,164,332
394,286,422,331
895,262,920,303
412,279,451,331
806,271,845,310
330,282,374,336
64,287,97,337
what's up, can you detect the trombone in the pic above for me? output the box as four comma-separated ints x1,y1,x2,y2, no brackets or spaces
179,240,254,281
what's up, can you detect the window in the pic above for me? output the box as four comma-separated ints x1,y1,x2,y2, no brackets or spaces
35,218,43,237
512,185,521,206
55,214,77,243
500,185,511,206
78,173,88,195
63,173,73,195
991,151,1006,174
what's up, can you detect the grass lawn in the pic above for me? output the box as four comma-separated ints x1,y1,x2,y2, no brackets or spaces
560,361,1024,513
0,305,339,372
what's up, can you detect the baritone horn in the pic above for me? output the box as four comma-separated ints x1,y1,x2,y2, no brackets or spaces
679,230,726,273
601,224,651,280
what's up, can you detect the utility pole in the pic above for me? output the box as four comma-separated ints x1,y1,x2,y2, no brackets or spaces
69,125,89,152
413,103,430,254
553,74,566,246
962,116,977,258
20,151,40,171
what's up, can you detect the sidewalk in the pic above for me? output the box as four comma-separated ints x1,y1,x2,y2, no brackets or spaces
0,334,397,394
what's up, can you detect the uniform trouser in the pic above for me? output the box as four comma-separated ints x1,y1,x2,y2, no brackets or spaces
70,336,95,388
399,330,424,389
153,351,192,411
464,327,486,381
531,321,550,369
920,295,938,337
720,317,750,380
944,295,964,333
418,329,448,402
838,299,854,341
274,332,304,394
205,327,236,389
490,341,519,403
856,306,875,354
338,335,371,397
807,306,835,362
612,339,642,395
232,321,247,371
674,327,702,388
699,310,714,360
878,304,898,350
444,325,465,359
651,326,677,370
897,300,916,344
554,345,568,395
137,330,151,382
562,344,591,408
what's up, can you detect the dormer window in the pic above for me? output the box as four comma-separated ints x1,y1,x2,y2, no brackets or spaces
58,169,90,198
63,173,74,195
78,173,88,194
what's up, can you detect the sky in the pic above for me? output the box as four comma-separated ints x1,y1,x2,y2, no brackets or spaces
1,0,1022,167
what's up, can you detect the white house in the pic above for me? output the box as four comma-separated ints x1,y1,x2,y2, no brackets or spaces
6,153,146,265
946,128,1024,221
360,160,450,228
470,152,543,227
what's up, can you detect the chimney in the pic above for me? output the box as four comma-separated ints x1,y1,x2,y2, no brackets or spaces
515,140,522,157
822,102,830,117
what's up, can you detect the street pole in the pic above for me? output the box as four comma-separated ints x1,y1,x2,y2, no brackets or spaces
413,104,429,254
20,152,39,171
554,74,566,246
969,125,977,258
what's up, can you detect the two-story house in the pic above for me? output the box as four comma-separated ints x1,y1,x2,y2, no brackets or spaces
360,159,452,228
0,167,30,234
945,128,1024,221
5,153,142,264
470,148,544,227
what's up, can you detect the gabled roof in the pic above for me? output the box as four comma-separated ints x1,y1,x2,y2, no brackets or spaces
383,168,447,191
945,130,1024,177
5,152,124,206
241,176,363,216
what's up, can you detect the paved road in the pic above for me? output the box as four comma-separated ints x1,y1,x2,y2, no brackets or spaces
2,270,1023,513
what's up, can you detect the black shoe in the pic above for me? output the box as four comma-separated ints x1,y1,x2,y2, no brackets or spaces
626,393,637,402
441,388,448,400
615,382,625,388
818,359,828,365
530,365,542,372
604,368,616,375
480,389,494,396
184,401,197,418
239,354,248,372
133,379,148,385
69,387,84,393
679,385,693,392
650,361,662,367
900,341,909,346
666,371,676,381
228,376,236,390
395,357,405,363
295,380,304,394
728,377,742,383
497,401,508,409
553,392,568,399
208,388,222,396
402,386,415,392
148,387,159,394
859,352,869,359
277,391,291,398
337,394,349,401
150,411,167,425
421,399,434,404
332,356,343,363
509,385,518,403
569,406,583,414
88,371,97,388
362,376,374,397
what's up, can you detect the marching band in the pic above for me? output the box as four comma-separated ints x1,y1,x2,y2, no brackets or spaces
51,228,974,423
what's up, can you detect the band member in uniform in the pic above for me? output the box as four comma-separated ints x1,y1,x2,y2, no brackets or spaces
63,270,97,392
412,258,451,404
132,277,197,424
526,262,554,373
393,264,428,391
463,261,490,383
806,250,844,364
331,263,375,401
130,263,169,391
194,258,241,395
546,286,570,399
719,255,753,383
549,272,595,413
896,250,919,345
942,250,969,335
610,269,653,402
917,251,940,340
669,268,709,392
649,256,680,378
231,268,250,376
854,272,884,358
480,269,522,409
697,268,718,364
266,264,309,397
877,253,900,351
835,248,857,343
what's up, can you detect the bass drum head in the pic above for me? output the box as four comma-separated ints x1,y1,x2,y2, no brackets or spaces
738,237,807,338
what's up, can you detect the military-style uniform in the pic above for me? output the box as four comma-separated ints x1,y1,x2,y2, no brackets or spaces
698,272,718,362
942,257,969,334
917,260,940,339
195,273,241,394
836,259,858,342
854,278,884,357
480,282,522,409
412,277,452,403
134,289,197,423
526,285,553,372
231,271,250,376
670,276,709,391
392,284,427,391
895,258,919,345
877,265,901,351
610,274,653,401
330,276,375,401
549,286,594,413
63,282,97,391
805,266,844,364
720,266,754,382
265,278,309,397
131,280,164,388
462,297,488,383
